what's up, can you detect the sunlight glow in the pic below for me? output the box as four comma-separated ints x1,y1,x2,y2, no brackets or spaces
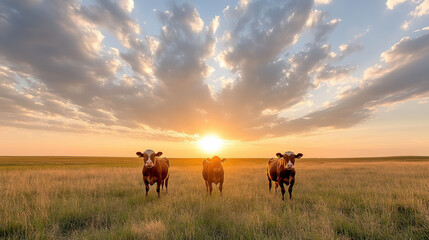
198,135,224,153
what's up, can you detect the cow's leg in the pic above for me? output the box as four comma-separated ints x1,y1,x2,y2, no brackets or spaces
205,181,208,192
156,181,161,198
161,181,164,190
288,176,295,199
275,182,279,192
219,180,223,197
278,178,286,201
165,177,169,192
144,181,149,197
268,175,272,192
209,181,213,195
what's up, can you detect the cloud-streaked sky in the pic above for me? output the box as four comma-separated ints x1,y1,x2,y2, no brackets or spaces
1,0,428,157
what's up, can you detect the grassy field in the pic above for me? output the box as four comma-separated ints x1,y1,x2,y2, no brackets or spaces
0,156,428,239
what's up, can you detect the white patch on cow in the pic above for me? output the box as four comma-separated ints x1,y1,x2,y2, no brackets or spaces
286,160,294,169
144,149,155,165
144,149,155,156
284,151,294,156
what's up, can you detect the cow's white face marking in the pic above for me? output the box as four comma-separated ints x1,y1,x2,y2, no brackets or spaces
144,149,155,167
283,151,295,169
284,151,294,156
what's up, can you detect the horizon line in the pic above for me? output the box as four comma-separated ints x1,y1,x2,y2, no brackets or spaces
0,155,428,159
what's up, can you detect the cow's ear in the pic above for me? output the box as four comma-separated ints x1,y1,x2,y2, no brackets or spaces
155,152,163,157
221,158,227,162
136,152,143,157
276,153,283,158
296,153,303,159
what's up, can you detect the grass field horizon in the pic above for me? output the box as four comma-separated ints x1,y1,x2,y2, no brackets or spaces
1,156,428,239
1,155,428,167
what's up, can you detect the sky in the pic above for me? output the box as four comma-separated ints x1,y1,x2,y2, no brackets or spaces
0,0,428,158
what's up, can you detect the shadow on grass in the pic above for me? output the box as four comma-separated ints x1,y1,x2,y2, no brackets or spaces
52,211,114,236
0,222,26,239
393,204,429,239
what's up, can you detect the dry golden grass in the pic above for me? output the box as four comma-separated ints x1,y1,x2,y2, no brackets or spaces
131,220,166,239
0,157,428,239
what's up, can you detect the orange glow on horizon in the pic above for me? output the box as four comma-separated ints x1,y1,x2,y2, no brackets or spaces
197,135,224,154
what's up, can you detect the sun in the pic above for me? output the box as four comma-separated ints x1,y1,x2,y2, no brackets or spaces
198,135,224,153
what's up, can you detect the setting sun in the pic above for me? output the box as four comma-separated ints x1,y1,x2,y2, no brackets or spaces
198,136,224,153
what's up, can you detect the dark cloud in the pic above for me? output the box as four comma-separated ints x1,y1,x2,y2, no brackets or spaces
338,42,364,59
314,64,357,84
0,0,118,105
80,0,141,48
213,0,348,139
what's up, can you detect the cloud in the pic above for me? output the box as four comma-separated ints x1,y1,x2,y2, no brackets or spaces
386,0,408,10
339,43,363,55
80,0,141,48
0,0,117,106
315,0,332,5
387,0,429,29
214,0,315,138
411,0,429,17
401,20,412,30
131,2,218,134
414,26,429,32
212,0,355,139
0,0,150,134
1,0,428,142
314,64,357,84
265,32,429,136
80,0,156,81
381,34,429,64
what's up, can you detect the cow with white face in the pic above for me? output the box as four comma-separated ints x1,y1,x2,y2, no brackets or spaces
266,151,303,200
136,149,170,197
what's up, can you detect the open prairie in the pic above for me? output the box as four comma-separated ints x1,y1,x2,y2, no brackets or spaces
0,156,428,239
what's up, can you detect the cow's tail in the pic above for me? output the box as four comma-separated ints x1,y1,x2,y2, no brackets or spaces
266,158,275,179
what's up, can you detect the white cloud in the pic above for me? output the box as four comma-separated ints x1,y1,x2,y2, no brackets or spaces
411,0,429,16
315,0,332,5
386,0,408,10
414,26,429,32
119,0,134,13
389,0,429,29
401,20,411,30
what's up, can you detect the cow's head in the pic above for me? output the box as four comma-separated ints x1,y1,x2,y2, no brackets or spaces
209,156,226,173
136,149,163,168
203,158,210,166
276,151,303,170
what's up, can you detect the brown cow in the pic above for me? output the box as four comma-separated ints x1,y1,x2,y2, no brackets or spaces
202,156,226,196
267,151,303,200
136,149,170,197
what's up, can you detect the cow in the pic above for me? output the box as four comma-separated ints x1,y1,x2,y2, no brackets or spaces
267,151,303,200
202,156,226,196
136,149,170,197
